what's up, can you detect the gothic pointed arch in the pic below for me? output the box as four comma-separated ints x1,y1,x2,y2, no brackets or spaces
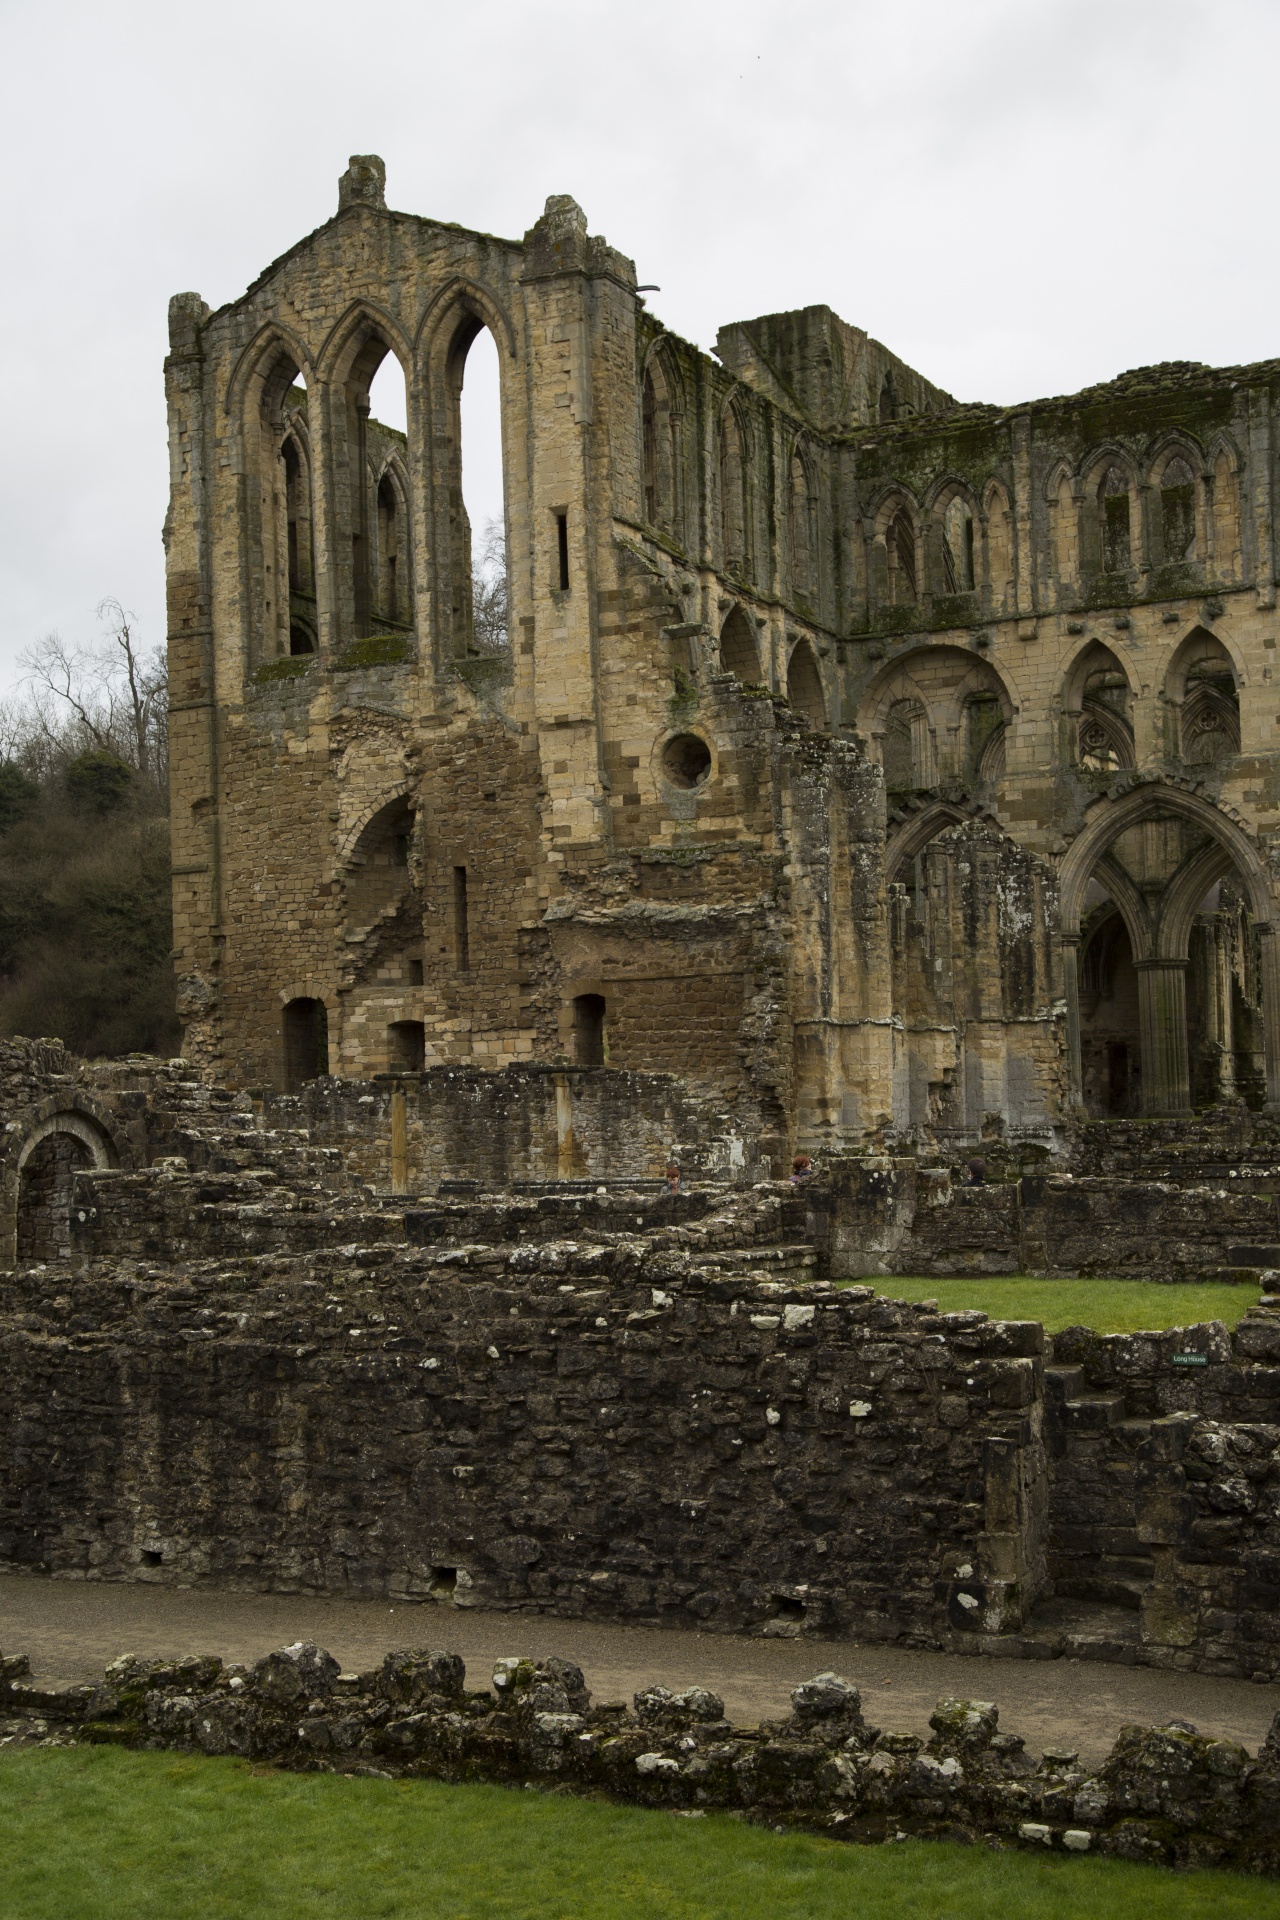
925,476,978,597
641,341,683,536
788,440,817,606
1163,626,1241,762
1060,637,1136,770
981,479,1014,613
718,603,762,683
786,637,825,729
1059,783,1275,938
869,489,919,609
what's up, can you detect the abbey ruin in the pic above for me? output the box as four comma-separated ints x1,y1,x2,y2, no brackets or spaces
5,161,1280,1714
164,155,1280,1162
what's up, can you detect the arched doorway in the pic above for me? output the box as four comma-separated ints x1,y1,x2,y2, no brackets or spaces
1078,905,1142,1115
15,1114,116,1265
1060,784,1280,1114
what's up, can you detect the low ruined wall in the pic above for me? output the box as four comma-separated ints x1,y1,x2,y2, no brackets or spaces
1045,1318,1280,1678
0,1256,1047,1645
4,1640,1280,1875
809,1160,1280,1281
264,1065,767,1191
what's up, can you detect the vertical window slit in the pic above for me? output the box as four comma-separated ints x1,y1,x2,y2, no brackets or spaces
454,866,470,971
557,513,570,592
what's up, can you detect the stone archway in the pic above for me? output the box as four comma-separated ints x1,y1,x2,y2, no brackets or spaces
14,1113,117,1265
1059,783,1280,1113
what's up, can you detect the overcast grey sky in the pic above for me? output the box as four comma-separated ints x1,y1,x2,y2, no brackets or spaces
1,0,1275,686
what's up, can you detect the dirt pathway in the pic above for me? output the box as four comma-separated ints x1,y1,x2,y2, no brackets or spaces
1,1574,1274,1764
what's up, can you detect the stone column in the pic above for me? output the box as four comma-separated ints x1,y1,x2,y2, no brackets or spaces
1210,916,1237,1104
1136,959,1191,1115
1061,936,1084,1113
308,376,340,656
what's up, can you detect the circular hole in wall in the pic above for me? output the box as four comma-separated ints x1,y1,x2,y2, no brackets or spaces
662,733,712,789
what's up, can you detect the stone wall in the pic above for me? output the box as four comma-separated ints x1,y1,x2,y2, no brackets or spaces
1046,1318,1280,1678
263,1060,768,1191
5,1641,1280,1875
810,1157,1280,1282
0,1252,1048,1643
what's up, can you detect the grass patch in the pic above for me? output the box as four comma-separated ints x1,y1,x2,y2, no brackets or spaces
1,1746,1275,1919
251,656,312,686
333,634,413,672
868,1276,1260,1335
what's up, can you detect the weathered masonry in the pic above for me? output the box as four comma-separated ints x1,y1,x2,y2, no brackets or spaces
3,1039,1280,1682
165,155,1280,1157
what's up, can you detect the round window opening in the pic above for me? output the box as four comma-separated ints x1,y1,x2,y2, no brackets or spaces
662,733,712,790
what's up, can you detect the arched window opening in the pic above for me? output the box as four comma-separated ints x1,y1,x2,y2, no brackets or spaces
282,423,313,599
345,796,416,929
786,640,825,730
17,1130,92,1264
941,496,975,593
789,453,814,603
1051,471,1079,595
573,993,607,1067
335,340,410,642
254,360,309,662
984,483,1013,613
967,692,1005,782
1078,905,1141,1116
883,698,929,793
641,354,682,538
1211,449,1241,582
642,372,658,524
879,372,897,422
1182,673,1240,763
1167,630,1240,765
387,1020,426,1073
1071,643,1134,770
374,469,408,627
720,409,748,574
1100,467,1132,574
887,507,916,606
718,605,761,683
283,998,329,1093
452,323,508,654
1160,456,1197,564
289,622,315,656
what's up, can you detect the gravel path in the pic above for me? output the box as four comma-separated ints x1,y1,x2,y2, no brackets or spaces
2,1574,1274,1764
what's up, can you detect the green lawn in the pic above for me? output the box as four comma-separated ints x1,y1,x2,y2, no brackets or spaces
0,1747,1275,1919
867,1276,1260,1335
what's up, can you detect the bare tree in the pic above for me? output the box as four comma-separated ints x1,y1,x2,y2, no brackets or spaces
471,517,509,654
18,601,167,786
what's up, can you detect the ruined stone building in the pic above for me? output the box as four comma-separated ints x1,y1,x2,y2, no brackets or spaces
164,155,1280,1177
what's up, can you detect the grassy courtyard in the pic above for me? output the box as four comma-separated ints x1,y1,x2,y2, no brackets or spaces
1,1746,1276,1920
869,1276,1260,1335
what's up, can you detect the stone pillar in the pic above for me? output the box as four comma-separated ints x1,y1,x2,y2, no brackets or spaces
1061,937,1084,1113
1136,959,1191,1115
308,376,341,657
1209,916,1237,1104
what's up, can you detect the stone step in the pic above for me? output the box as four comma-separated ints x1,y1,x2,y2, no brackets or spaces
1063,1395,1126,1430
1044,1364,1086,1405
697,1245,818,1274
